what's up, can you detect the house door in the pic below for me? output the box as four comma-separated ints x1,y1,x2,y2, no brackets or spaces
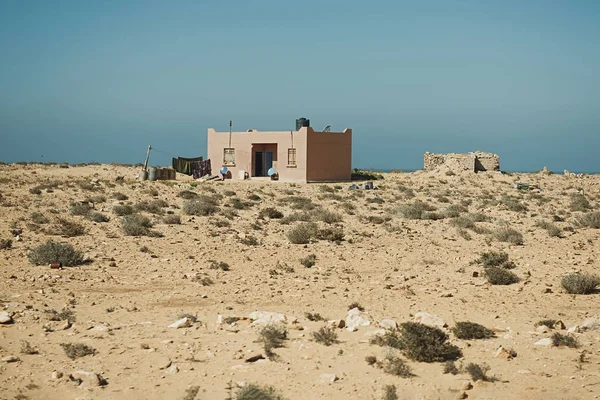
254,151,274,176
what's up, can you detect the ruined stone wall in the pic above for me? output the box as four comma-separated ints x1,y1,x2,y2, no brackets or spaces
424,151,500,172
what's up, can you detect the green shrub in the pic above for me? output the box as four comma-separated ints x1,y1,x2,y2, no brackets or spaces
484,266,520,285
492,226,523,245
300,254,317,268
476,251,509,267
452,321,495,340
60,343,96,359
113,204,134,216
396,322,462,363
28,240,85,266
316,226,345,242
182,196,219,216
258,325,288,356
370,330,402,349
311,326,339,346
248,193,261,201
304,312,326,322
561,273,600,294
397,201,436,220
286,222,318,244
551,332,579,348
443,361,459,375
259,207,284,219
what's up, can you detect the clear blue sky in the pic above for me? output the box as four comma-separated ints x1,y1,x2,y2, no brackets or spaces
1,0,599,172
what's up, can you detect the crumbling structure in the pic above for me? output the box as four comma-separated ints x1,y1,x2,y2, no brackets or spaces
423,151,500,173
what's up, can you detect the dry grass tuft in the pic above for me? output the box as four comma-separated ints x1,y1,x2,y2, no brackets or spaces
561,273,600,294
311,326,339,346
60,343,96,359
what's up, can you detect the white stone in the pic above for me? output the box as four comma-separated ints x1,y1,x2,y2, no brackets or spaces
168,317,193,329
580,317,600,331
248,311,286,326
534,338,552,347
2,356,19,363
567,326,580,334
536,325,549,334
70,370,101,388
345,308,371,331
165,365,179,374
378,319,398,330
0,311,13,324
318,373,338,383
494,346,516,359
413,312,447,328
364,329,386,337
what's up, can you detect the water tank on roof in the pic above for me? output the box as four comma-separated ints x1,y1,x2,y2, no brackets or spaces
295,117,310,131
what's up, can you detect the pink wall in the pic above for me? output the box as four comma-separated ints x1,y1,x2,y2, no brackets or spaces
207,127,352,182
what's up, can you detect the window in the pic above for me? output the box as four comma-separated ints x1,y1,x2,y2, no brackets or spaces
223,148,235,165
287,148,296,166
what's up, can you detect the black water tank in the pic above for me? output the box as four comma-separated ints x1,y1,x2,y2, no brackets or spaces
295,117,310,131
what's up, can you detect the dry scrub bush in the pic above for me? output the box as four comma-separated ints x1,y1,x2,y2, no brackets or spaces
535,220,562,237
162,214,181,225
28,240,84,266
498,196,527,212
316,226,344,242
47,308,76,322
235,384,286,400
443,361,460,375
375,352,413,378
484,266,520,285
258,325,288,355
0,238,12,250
475,251,516,269
31,212,50,224
209,260,230,271
280,196,316,211
396,322,462,363
452,322,495,340
287,222,318,244
53,217,86,237
60,343,96,359
122,214,161,237
535,319,561,329
300,254,317,268
551,332,579,348
382,385,399,400
111,192,128,200
182,196,219,216
444,204,468,218
492,226,523,245
397,201,436,220
20,340,39,355
561,273,600,294
88,212,109,223
178,190,197,199
135,199,168,214
113,204,134,216
304,312,326,322
465,363,494,382
570,193,591,211
311,208,343,224
577,212,600,229
259,207,284,219
312,326,339,346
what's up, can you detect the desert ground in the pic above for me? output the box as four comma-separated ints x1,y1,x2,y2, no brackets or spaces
0,163,599,400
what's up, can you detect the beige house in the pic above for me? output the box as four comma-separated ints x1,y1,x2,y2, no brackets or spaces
207,124,352,182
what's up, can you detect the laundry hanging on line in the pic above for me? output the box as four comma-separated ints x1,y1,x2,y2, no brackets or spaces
172,156,203,175
192,159,212,179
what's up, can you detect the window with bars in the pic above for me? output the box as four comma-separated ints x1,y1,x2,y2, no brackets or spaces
287,148,296,166
223,148,235,165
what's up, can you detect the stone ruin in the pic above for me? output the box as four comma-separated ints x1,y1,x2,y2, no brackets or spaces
423,151,500,173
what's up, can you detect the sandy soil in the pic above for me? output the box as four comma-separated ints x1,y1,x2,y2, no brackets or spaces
0,164,599,400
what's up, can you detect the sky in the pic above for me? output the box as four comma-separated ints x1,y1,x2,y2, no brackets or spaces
1,0,599,172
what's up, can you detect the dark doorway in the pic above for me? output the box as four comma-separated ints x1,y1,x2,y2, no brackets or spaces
253,151,274,177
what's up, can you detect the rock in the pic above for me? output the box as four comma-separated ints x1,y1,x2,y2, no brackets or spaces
364,329,386,337
536,325,549,334
461,381,473,390
318,373,338,383
165,365,179,374
51,371,64,380
472,271,479,278
70,370,101,388
413,312,447,329
2,356,20,363
0,311,13,324
345,308,371,331
567,325,580,334
534,338,552,347
59,320,72,331
168,317,193,329
580,317,600,331
248,311,286,326
518,369,532,374
245,354,265,363
553,320,566,330
440,292,453,298
328,319,345,329
455,391,468,399
494,346,517,360
159,359,172,370
378,319,398,330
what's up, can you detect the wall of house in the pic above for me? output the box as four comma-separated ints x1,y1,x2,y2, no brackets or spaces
207,128,308,181
473,153,500,171
423,151,500,172
306,128,352,181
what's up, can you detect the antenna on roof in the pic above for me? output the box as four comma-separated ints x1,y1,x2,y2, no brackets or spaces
322,125,331,132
